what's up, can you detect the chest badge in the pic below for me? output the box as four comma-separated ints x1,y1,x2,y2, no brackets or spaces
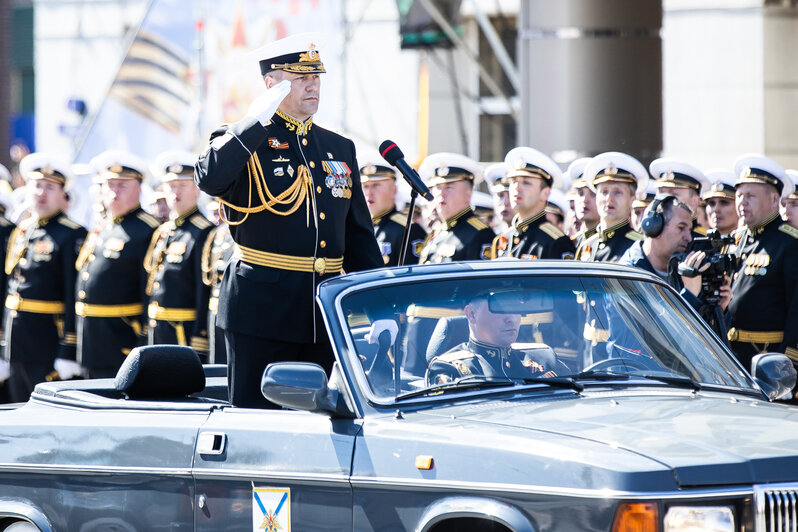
105,237,125,252
268,138,289,149
327,152,334,159
274,168,284,177
272,156,290,163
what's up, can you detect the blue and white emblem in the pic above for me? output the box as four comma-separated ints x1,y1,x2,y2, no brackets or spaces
252,486,290,531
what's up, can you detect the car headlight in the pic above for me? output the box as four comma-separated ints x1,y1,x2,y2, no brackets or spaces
664,506,734,532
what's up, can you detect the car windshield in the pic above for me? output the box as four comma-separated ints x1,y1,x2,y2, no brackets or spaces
337,274,756,403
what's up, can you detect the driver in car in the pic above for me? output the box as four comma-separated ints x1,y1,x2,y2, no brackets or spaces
426,294,561,385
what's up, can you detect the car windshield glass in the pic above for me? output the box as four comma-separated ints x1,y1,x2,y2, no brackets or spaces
338,275,756,403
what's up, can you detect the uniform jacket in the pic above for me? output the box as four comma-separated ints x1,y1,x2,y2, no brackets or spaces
492,211,575,260
146,207,214,354
195,111,383,343
75,206,160,369
419,207,495,263
372,208,426,266
202,223,234,364
0,216,16,345
5,212,86,363
728,212,798,366
574,226,597,251
576,219,643,262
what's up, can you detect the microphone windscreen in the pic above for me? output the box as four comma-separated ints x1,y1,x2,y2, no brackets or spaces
379,140,404,166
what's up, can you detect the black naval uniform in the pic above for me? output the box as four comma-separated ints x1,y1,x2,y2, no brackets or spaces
202,223,234,364
692,218,707,240
574,225,597,251
728,212,798,369
196,110,382,407
4,212,86,401
145,207,214,358
426,338,559,385
492,211,575,260
575,219,643,263
419,207,495,263
0,216,15,403
372,208,426,266
75,206,160,378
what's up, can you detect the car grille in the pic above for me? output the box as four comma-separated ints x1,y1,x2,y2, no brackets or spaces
756,483,798,532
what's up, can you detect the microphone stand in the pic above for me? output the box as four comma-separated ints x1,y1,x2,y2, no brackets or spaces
398,190,419,266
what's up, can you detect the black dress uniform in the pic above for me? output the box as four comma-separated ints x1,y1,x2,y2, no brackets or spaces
76,206,160,377
0,216,14,403
492,211,575,260
145,207,214,357
4,212,86,401
574,226,597,251
728,212,798,369
201,223,234,364
372,208,426,266
575,219,643,262
419,207,494,263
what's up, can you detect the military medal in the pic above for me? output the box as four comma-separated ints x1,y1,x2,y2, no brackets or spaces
272,156,290,163
274,168,284,177
287,165,294,177
268,138,289,149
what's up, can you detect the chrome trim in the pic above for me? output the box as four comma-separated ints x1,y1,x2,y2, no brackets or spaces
349,475,753,501
192,469,350,485
0,463,192,476
755,482,798,531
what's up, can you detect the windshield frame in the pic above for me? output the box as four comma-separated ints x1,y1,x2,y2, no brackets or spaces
322,265,761,411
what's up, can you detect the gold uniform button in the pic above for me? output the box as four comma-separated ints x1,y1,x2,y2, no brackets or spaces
153,282,160,290
302,138,307,146
319,212,326,220
81,272,90,281
78,290,86,299
320,240,326,248
89,254,96,262
317,186,322,194
310,161,315,168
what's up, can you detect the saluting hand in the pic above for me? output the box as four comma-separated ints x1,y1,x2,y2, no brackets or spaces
247,80,292,126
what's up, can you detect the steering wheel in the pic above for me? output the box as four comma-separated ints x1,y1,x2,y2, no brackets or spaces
582,356,654,374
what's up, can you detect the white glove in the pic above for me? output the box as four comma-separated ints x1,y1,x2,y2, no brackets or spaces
247,80,292,126
366,319,398,346
54,358,85,380
0,359,9,382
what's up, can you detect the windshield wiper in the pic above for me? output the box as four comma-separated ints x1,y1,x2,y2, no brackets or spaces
637,373,702,391
574,370,632,381
396,376,515,400
520,376,584,392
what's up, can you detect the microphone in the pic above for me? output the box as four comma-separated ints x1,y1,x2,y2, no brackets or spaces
379,140,434,201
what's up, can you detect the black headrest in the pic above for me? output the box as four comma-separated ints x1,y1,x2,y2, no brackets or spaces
115,345,205,399
426,316,469,363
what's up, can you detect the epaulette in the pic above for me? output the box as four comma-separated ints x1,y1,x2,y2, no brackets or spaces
137,211,160,229
58,216,83,230
693,225,708,236
466,216,489,231
190,214,212,230
390,212,408,226
625,230,644,241
435,350,474,363
779,223,798,238
540,222,566,240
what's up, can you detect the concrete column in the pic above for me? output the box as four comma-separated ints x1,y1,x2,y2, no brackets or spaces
763,4,798,170
518,0,663,164
0,0,10,169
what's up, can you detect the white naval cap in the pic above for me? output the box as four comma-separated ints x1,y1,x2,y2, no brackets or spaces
358,149,398,183
0,162,9,183
503,147,562,189
249,32,327,76
419,152,482,188
785,169,798,200
545,188,569,218
19,152,74,187
584,151,649,196
483,162,509,193
650,158,709,194
471,190,493,212
566,157,592,190
733,153,791,201
152,149,197,182
702,169,737,200
632,180,658,209
90,150,150,183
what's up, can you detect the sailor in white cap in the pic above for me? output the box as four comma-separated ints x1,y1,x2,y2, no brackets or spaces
575,152,647,262
195,33,382,407
3,153,87,402
727,154,798,373
702,169,739,236
544,188,569,233
359,158,426,266
782,169,798,228
483,162,513,232
650,157,710,238
492,147,574,260
75,150,161,379
567,157,599,247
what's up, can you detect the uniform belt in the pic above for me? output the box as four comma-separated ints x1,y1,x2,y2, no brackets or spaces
75,302,144,318
583,322,610,343
5,295,64,314
727,328,783,344
148,303,196,322
208,296,218,313
238,245,343,275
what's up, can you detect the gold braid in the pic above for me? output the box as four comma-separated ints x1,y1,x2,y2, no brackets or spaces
200,225,219,287
143,223,172,296
5,224,25,276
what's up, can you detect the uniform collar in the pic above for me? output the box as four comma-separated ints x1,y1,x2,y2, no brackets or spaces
581,225,598,241
371,207,395,225
514,210,545,232
35,210,62,226
111,204,142,225
445,207,473,229
748,210,781,235
468,338,511,359
172,206,199,227
274,109,313,136
597,219,630,241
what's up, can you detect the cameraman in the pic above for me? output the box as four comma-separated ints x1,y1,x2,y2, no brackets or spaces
619,195,731,324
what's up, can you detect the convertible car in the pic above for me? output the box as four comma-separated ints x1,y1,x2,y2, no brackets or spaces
1,260,797,532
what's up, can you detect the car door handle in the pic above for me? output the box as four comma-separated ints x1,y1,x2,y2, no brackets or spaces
198,431,227,455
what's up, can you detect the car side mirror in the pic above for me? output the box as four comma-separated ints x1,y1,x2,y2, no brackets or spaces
751,353,797,401
261,362,354,417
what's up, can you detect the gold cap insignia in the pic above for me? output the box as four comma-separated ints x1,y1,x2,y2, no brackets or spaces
168,163,184,174
606,162,618,175
109,164,123,174
664,169,674,180
436,165,449,177
740,166,751,178
514,158,526,170
300,44,319,62
363,163,377,175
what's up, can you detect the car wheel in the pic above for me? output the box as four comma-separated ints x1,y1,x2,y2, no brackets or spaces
3,522,40,532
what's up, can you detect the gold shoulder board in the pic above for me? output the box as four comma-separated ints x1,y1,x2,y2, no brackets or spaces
137,211,161,229
540,222,565,240
190,214,212,230
467,216,488,231
625,230,644,241
58,217,82,230
390,213,408,226
779,223,798,238
693,225,708,236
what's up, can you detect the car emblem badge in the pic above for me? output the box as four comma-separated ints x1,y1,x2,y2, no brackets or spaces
253,486,291,532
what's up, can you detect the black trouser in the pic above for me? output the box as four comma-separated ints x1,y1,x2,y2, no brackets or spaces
8,361,52,403
224,331,334,409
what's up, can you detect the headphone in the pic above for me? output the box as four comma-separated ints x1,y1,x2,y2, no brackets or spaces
640,194,677,238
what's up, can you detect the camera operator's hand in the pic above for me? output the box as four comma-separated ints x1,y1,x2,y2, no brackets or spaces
717,274,732,312
680,250,710,297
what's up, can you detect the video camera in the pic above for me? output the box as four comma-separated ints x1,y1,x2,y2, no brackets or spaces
677,229,739,306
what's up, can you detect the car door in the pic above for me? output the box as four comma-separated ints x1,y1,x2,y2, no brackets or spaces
193,407,360,531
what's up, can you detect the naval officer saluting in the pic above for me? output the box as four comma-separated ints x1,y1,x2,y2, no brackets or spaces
195,33,382,408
